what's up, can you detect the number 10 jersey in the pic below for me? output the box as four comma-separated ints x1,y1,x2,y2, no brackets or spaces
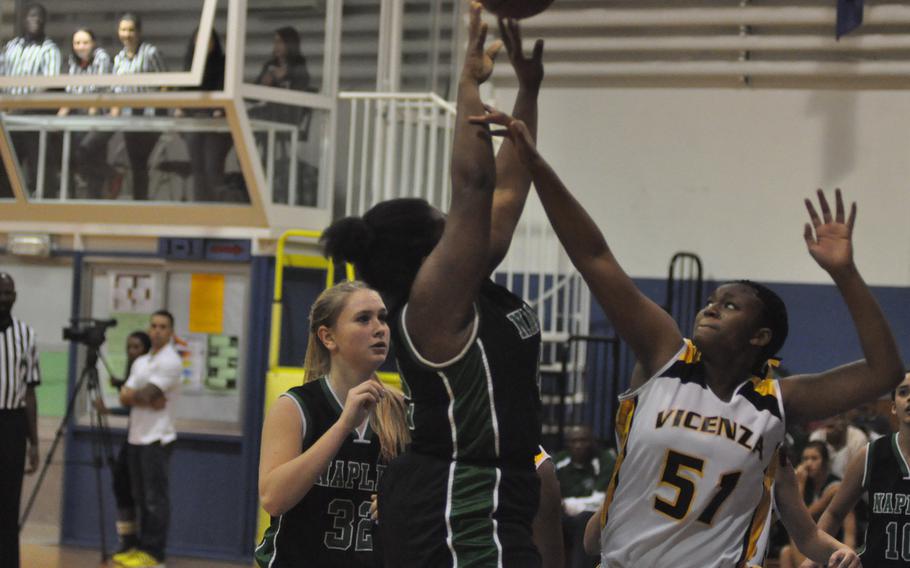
599,340,785,568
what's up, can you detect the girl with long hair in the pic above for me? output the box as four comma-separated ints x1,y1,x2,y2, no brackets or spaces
256,281,408,567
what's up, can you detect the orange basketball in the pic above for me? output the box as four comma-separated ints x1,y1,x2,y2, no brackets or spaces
480,0,555,19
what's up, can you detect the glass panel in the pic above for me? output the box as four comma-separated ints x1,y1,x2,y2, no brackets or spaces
4,0,209,84
245,3,325,94
0,166,14,199
0,105,250,204
245,98,327,207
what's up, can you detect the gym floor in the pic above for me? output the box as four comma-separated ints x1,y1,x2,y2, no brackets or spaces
19,417,252,568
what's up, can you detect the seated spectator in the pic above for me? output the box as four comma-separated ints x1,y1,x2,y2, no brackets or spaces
256,26,310,93
778,441,856,568
554,425,615,568
809,413,868,479
847,403,891,442
250,26,311,125
110,12,167,201
178,28,232,202
58,28,116,199
2,3,62,196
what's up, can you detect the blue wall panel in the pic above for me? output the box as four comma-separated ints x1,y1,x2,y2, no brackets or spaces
588,277,910,416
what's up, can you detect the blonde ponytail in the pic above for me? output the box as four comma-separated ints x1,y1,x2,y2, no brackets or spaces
371,382,410,462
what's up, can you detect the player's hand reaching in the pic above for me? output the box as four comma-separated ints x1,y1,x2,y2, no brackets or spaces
462,2,502,85
339,377,385,432
469,105,538,166
825,548,861,568
804,189,857,277
499,18,543,92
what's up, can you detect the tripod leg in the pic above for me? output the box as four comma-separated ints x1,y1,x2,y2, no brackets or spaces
19,364,93,528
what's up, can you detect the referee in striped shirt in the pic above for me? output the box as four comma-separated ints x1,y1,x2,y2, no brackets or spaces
0,273,40,568
1,3,62,198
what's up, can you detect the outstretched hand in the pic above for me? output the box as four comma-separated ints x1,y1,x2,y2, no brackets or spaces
825,548,862,568
463,2,503,85
804,189,857,276
468,105,538,165
498,18,544,92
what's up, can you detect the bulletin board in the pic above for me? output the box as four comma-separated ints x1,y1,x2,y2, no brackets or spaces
84,259,249,435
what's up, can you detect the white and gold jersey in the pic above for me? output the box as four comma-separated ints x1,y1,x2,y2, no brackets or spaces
599,340,784,568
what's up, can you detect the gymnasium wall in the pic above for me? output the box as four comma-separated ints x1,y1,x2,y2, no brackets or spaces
494,85,910,378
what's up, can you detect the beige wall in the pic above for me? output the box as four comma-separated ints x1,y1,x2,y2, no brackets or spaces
494,85,910,286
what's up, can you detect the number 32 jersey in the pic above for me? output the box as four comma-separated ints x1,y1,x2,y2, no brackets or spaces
599,340,785,568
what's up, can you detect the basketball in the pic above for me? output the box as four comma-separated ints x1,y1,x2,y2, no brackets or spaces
480,0,555,19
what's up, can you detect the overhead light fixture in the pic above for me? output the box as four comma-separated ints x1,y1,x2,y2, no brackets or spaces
8,233,52,257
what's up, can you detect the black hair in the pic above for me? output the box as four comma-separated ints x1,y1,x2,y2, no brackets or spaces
730,279,789,365
152,309,175,327
183,28,225,90
25,3,47,19
273,26,306,65
128,330,152,354
118,12,142,32
802,440,830,466
321,198,443,308
893,370,910,400
70,28,97,63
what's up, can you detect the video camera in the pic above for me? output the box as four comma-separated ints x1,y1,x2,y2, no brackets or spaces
62,318,117,348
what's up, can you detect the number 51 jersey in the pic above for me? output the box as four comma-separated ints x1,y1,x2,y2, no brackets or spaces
599,340,785,568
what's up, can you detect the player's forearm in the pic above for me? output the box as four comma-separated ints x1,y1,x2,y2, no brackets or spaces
488,88,539,270
832,265,903,395
452,77,496,196
259,421,350,516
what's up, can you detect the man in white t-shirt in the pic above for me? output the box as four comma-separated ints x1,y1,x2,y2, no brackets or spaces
113,310,182,568
809,413,869,479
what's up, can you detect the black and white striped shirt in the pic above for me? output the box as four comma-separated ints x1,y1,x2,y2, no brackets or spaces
0,319,41,410
1,36,62,95
66,47,113,94
112,42,166,93
113,42,167,117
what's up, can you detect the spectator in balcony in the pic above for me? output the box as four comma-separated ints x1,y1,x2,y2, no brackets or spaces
110,12,167,201
178,28,232,202
1,4,61,94
256,26,310,93
1,3,62,197
251,27,311,128
58,28,116,199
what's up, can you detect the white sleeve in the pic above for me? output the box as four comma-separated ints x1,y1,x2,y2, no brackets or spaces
149,353,183,392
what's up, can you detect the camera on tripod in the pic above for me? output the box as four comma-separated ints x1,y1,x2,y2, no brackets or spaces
63,318,118,348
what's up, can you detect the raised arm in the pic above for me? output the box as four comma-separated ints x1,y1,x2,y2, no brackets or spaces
782,189,904,424
470,113,682,379
486,19,544,273
405,2,503,362
775,453,861,568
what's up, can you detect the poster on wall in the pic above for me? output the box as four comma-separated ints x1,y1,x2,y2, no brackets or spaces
176,333,209,392
110,272,160,313
207,334,239,391
189,273,224,334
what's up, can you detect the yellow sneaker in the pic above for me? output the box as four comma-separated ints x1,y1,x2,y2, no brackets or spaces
117,549,164,568
111,548,137,566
